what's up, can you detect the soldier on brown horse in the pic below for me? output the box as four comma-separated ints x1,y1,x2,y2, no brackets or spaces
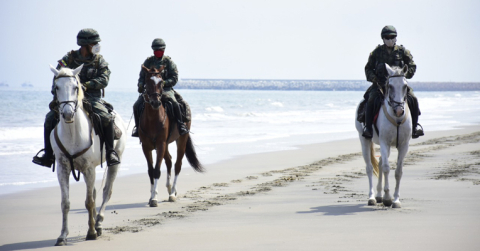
139,65,204,206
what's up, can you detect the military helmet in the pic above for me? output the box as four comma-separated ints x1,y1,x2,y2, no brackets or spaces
151,38,166,50
77,28,101,46
381,25,397,38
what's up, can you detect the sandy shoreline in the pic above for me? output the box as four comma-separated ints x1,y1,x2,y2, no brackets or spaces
1,126,479,250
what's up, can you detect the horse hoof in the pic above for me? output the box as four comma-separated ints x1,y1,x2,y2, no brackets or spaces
86,233,97,240
375,197,383,203
392,202,402,208
367,199,376,206
168,196,176,202
96,228,102,236
383,199,393,207
55,238,67,246
149,200,158,207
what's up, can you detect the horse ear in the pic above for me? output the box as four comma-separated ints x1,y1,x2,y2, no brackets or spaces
50,65,60,76
385,63,395,76
72,64,84,76
402,64,408,74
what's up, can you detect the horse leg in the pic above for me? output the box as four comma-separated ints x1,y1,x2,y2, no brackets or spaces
154,142,166,203
95,163,119,236
55,163,70,246
142,146,158,206
380,143,393,207
164,147,173,195
360,137,376,206
376,157,384,203
393,143,409,208
83,167,97,240
169,137,187,202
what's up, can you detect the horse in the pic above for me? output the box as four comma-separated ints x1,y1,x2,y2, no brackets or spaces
355,64,412,208
139,65,204,207
49,64,126,245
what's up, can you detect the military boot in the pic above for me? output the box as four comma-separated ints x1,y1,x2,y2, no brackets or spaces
32,127,55,168
362,100,374,139
172,102,189,136
132,107,139,137
407,94,424,139
104,121,121,166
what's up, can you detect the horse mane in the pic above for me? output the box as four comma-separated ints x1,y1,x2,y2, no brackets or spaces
56,67,84,102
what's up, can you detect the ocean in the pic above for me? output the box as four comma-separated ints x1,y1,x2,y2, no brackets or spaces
1,88,479,195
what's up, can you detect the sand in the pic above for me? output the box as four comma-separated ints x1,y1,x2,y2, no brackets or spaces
1,126,479,251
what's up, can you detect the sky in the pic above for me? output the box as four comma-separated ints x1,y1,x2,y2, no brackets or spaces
0,0,479,90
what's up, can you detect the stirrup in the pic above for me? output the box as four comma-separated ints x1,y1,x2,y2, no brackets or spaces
178,123,189,136
362,126,373,139
32,149,55,168
132,126,139,137
106,151,121,167
412,123,424,139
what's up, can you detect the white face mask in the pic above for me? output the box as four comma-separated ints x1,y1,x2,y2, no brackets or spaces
91,44,101,55
383,38,397,48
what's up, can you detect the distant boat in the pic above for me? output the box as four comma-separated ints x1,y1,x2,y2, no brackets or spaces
22,82,34,88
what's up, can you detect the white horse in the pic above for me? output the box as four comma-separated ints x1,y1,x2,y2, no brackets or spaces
355,64,412,208
49,64,126,246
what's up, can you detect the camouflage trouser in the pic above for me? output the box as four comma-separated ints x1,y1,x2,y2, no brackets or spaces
46,96,113,130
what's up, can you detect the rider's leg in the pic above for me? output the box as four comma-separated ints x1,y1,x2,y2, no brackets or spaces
32,110,58,167
164,90,188,136
93,99,120,166
132,95,144,137
407,87,424,138
362,84,379,139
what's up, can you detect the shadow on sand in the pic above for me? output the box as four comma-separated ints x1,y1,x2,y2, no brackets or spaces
69,202,149,214
297,203,374,216
0,236,85,251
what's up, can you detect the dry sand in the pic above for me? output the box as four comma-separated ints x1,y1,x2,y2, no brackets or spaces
1,126,480,251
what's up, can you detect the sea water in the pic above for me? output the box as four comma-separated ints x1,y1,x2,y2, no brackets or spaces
1,88,479,195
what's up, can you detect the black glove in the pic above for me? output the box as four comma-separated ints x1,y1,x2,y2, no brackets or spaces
137,83,144,93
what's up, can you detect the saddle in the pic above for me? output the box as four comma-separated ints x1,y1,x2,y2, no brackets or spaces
82,99,122,140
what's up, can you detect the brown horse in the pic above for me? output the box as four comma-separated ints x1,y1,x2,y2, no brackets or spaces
139,65,204,207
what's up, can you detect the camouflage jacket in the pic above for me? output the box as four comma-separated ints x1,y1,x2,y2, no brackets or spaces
137,55,178,93
365,44,416,84
52,50,111,98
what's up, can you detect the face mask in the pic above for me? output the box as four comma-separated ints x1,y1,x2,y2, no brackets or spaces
91,44,101,55
154,50,164,58
383,38,397,48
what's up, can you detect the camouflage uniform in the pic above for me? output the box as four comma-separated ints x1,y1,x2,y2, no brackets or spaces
132,38,188,136
362,26,423,139
33,28,120,168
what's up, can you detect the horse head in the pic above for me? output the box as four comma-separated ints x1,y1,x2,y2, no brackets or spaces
50,64,84,123
141,65,165,110
385,64,408,117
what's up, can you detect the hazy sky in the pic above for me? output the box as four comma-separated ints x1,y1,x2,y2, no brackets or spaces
1,0,479,90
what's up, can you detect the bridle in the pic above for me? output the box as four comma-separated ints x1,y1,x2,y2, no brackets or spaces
54,74,80,117
386,74,407,113
142,72,164,107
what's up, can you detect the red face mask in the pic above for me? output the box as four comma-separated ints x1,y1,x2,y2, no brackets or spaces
154,50,164,58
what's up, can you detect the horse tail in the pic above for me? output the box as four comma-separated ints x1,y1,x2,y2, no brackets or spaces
370,141,379,177
185,135,205,173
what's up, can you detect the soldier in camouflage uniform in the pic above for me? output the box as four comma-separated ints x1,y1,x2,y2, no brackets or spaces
32,28,120,167
363,25,424,139
132,38,188,137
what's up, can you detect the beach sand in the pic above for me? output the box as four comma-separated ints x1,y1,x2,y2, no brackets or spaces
1,126,479,251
